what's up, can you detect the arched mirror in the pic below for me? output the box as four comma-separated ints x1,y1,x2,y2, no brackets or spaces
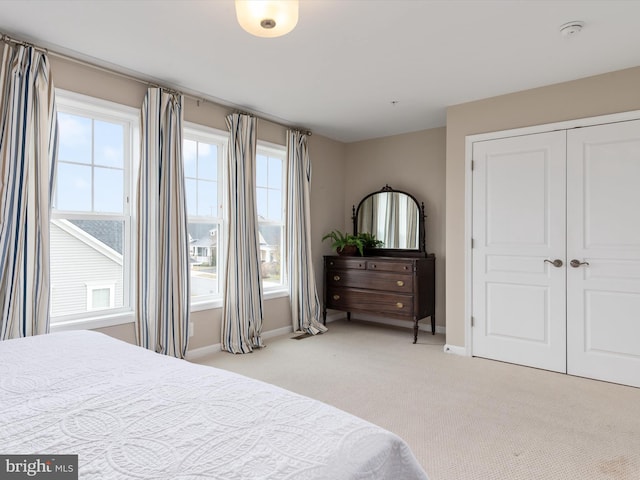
353,185,427,256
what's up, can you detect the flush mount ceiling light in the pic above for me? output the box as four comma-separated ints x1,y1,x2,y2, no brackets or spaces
559,21,585,38
235,0,299,38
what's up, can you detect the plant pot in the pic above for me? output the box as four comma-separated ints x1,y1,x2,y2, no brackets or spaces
337,245,358,256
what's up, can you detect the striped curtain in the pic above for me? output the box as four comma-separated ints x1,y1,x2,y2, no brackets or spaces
221,113,264,354
0,44,57,340
136,87,190,358
287,130,327,335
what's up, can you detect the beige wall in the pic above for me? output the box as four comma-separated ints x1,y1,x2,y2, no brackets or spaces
49,56,346,349
343,128,447,328
446,66,640,348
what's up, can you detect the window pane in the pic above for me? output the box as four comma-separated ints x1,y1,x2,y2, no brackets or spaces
94,167,124,213
198,143,217,180
256,187,268,219
259,224,282,287
94,120,124,167
197,180,217,217
184,139,197,178
55,163,91,211
188,222,219,298
256,154,268,187
91,288,111,309
267,189,282,221
50,219,124,317
57,112,91,164
185,178,197,216
268,156,282,188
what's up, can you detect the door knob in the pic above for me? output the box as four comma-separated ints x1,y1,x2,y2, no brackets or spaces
570,259,590,268
544,259,563,268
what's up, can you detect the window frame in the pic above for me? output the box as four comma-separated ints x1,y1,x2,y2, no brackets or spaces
183,122,227,311
256,140,288,294
50,89,139,331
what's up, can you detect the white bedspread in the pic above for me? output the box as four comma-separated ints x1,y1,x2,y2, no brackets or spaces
0,331,428,479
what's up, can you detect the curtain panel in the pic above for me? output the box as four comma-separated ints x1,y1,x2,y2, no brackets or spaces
0,43,57,340
221,113,264,354
286,130,327,335
136,87,190,358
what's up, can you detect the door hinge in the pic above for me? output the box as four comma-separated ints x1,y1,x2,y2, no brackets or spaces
471,238,474,249
471,316,475,327
471,160,475,171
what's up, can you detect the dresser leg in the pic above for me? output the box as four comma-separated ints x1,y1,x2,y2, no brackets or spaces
413,320,418,344
322,306,327,326
347,312,351,321
431,315,435,335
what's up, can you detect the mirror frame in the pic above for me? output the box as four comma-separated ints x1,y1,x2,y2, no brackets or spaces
352,184,427,257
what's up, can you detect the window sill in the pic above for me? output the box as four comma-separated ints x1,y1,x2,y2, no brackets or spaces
50,311,135,332
190,287,289,313
49,289,291,330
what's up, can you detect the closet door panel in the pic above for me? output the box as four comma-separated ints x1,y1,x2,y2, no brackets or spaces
472,131,566,372
567,119,640,388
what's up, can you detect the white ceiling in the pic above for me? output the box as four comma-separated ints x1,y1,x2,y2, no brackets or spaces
1,0,640,143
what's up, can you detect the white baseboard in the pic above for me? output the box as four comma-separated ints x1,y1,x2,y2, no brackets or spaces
325,312,347,324
186,343,221,360
443,344,468,356
186,324,294,361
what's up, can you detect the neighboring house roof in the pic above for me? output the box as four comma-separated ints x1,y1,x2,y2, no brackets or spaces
69,219,123,254
191,236,216,248
188,224,218,241
53,219,123,265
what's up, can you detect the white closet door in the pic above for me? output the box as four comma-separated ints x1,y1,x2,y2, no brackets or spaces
567,120,640,388
472,131,567,372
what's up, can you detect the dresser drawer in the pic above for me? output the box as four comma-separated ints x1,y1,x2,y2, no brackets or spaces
366,260,414,273
325,257,366,270
327,270,413,293
326,288,414,317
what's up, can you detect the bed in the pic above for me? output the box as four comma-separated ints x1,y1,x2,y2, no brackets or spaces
0,330,428,479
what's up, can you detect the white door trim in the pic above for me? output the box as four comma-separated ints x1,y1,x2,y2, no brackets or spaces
464,109,640,356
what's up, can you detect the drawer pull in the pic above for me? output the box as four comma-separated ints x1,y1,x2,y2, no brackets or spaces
396,280,404,287
333,294,340,300
396,302,404,309
371,264,376,268
329,261,334,266
333,275,341,281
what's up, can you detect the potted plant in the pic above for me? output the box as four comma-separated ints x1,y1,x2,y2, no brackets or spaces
357,232,384,251
322,230,365,256
322,231,385,256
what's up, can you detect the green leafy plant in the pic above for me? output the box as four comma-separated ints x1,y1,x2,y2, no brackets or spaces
322,230,365,256
322,231,384,256
357,232,384,249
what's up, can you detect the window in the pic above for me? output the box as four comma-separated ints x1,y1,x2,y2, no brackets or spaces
183,123,225,304
256,143,286,290
86,284,115,310
50,90,138,326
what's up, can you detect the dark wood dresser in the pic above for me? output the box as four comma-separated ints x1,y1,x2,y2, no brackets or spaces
323,254,435,343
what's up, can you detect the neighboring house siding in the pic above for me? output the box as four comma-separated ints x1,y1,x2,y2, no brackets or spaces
50,222,123,317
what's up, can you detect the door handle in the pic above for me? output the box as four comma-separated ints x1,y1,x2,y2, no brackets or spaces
570,259,590,268
544,259,563,268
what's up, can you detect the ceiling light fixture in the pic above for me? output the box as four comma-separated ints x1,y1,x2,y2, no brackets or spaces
559,21,585,38
235,0,299,38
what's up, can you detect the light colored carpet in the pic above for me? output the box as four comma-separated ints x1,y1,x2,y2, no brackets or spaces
193,319,640,480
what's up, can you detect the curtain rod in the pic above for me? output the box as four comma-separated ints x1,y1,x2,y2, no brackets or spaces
0,32,312,136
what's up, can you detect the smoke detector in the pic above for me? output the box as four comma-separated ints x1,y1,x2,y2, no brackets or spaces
560,21,585,38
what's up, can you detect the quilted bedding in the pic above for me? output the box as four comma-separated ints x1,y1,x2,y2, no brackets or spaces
0,330,428,479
